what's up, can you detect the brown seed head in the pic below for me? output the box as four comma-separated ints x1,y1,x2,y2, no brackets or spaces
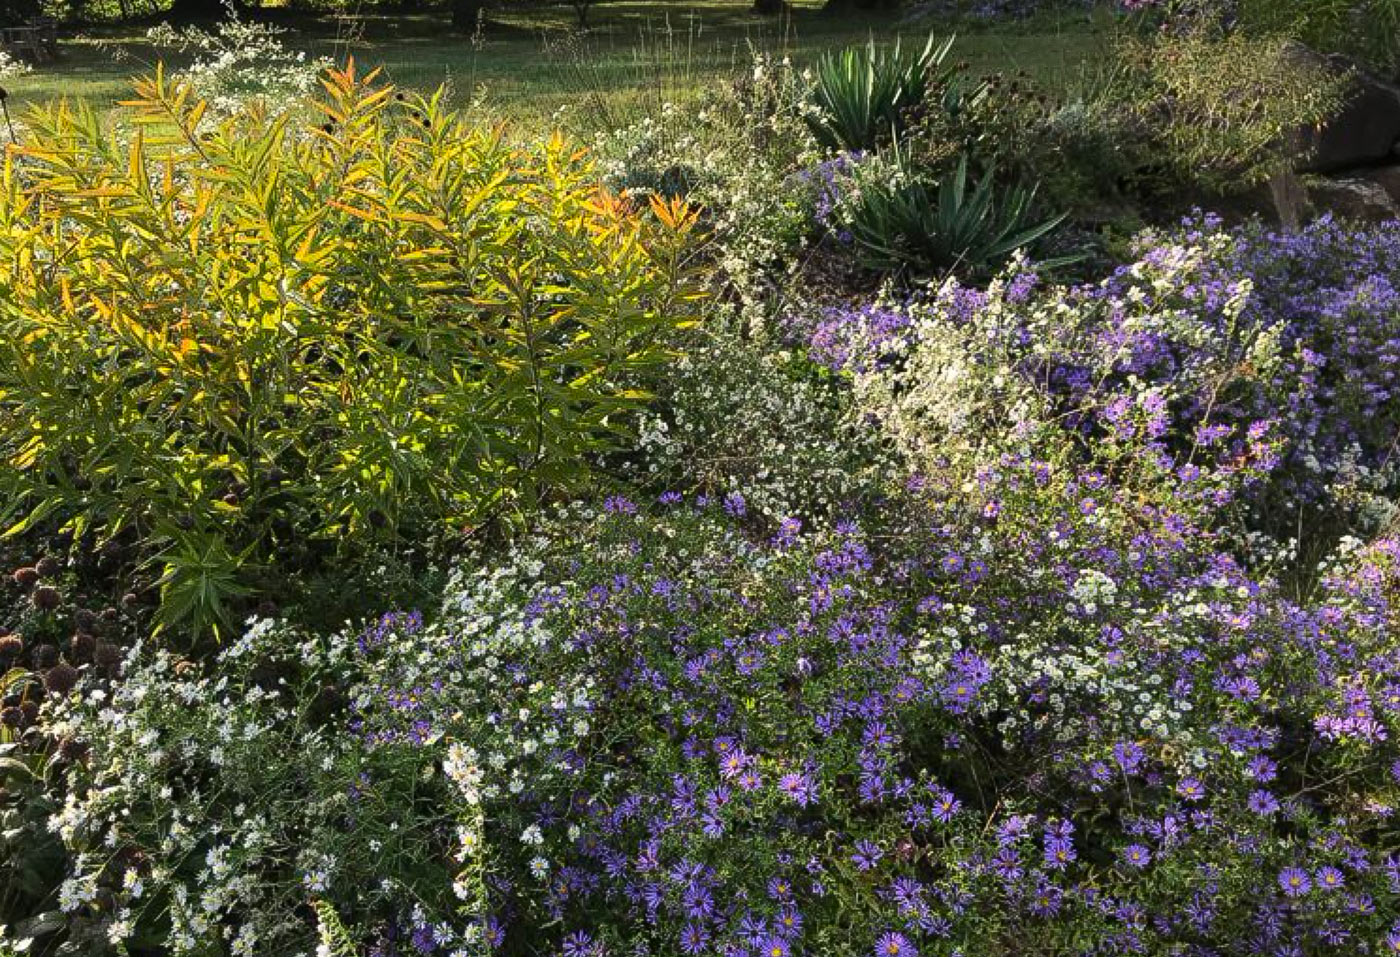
32,585,62,611
94,641,123,669
43,662,79,696
70,631,96,662
57,736,88,762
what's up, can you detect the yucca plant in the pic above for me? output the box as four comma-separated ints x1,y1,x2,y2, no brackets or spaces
842,151,1065,277
806,34,963,153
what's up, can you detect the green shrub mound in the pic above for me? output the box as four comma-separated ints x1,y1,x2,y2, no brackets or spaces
0,64,703,638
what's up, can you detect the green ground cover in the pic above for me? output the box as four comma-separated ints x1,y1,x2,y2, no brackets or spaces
2,2,1103,125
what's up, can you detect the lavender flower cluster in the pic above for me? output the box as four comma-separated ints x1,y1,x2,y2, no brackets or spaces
804,216,1400,535
350,484,1400,955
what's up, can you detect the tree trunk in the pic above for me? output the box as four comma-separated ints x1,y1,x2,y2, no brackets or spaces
1268,168,1307,233
165,0,237,23
822,0,897,13
451,0,483,33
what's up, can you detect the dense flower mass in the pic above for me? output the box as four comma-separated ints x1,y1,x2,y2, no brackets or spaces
34,473,1400,954
3,30,1400,957
799,216,1400,539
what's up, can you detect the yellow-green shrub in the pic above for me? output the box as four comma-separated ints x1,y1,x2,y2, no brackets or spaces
1112,30,1349,193
0,62,703,638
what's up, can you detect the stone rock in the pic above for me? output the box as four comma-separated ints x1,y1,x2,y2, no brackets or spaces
1358,164,1400,203
1288,45,1400,173
1307,176,1400,222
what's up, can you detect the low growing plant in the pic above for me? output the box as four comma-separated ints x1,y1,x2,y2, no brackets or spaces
831,150,1064,277
25,484,1400,956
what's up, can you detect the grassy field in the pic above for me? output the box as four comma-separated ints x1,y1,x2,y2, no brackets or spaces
2,1,1104,126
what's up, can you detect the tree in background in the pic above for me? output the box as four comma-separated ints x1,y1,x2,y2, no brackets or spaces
0,0,41,26
821,0,900,15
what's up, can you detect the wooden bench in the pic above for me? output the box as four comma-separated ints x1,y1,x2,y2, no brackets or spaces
1,20,58,63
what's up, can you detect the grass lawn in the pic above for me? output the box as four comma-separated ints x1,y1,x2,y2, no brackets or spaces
2,1,1104,127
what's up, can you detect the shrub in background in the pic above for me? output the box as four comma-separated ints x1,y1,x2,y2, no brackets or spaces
143,9,332,118
0,52,29,84
0,63,702,639
1109,28,1349,195
1238,0,1400,71
591,52,818,316
898,25,1351,220
1134,0,1400,73
902,65,1150,223
798,20,1348,232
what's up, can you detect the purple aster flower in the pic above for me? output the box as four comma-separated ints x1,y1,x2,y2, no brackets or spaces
759,937,790,957
775,905,803,938
1114,741,1145,774
562,932,601,957
1176,777,1205,802
852,839,883,871
1247,790,1280,816
1279,867,1311,897
930,788,961,823
992,848,1022,882
1316,866,1345,892
1122,844,1152,869
1248,755,1278,782
679,923,710,955
874,931,916,957
1030,882,1063,917
603,495,637,515
779,771,818,807
719,749,754,779
1044,834,1076,870
723,491,747,517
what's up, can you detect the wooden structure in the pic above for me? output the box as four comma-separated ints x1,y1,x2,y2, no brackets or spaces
1,19,58,63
